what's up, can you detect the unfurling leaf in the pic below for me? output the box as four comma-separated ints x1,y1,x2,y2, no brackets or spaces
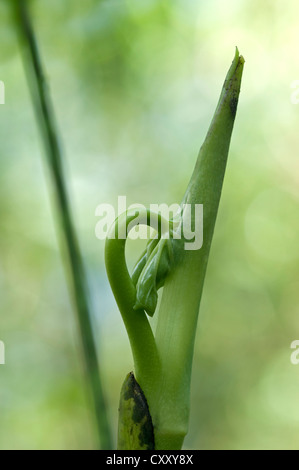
132,237,174,316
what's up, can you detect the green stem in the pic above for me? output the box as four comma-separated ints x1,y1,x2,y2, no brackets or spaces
14,0,113,450
105,209,171,397
152,49,245,450
107,49,244,450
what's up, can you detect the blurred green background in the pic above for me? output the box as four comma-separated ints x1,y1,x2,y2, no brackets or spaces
1,0,299,450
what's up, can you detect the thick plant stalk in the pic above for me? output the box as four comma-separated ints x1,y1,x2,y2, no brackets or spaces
106,49,244,450
14,0,113,449
152,49,245,449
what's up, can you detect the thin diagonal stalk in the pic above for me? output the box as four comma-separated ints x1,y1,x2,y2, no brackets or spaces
14,0,113,450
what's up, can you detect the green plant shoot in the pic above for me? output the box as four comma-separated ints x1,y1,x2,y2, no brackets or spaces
105,49,245,450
